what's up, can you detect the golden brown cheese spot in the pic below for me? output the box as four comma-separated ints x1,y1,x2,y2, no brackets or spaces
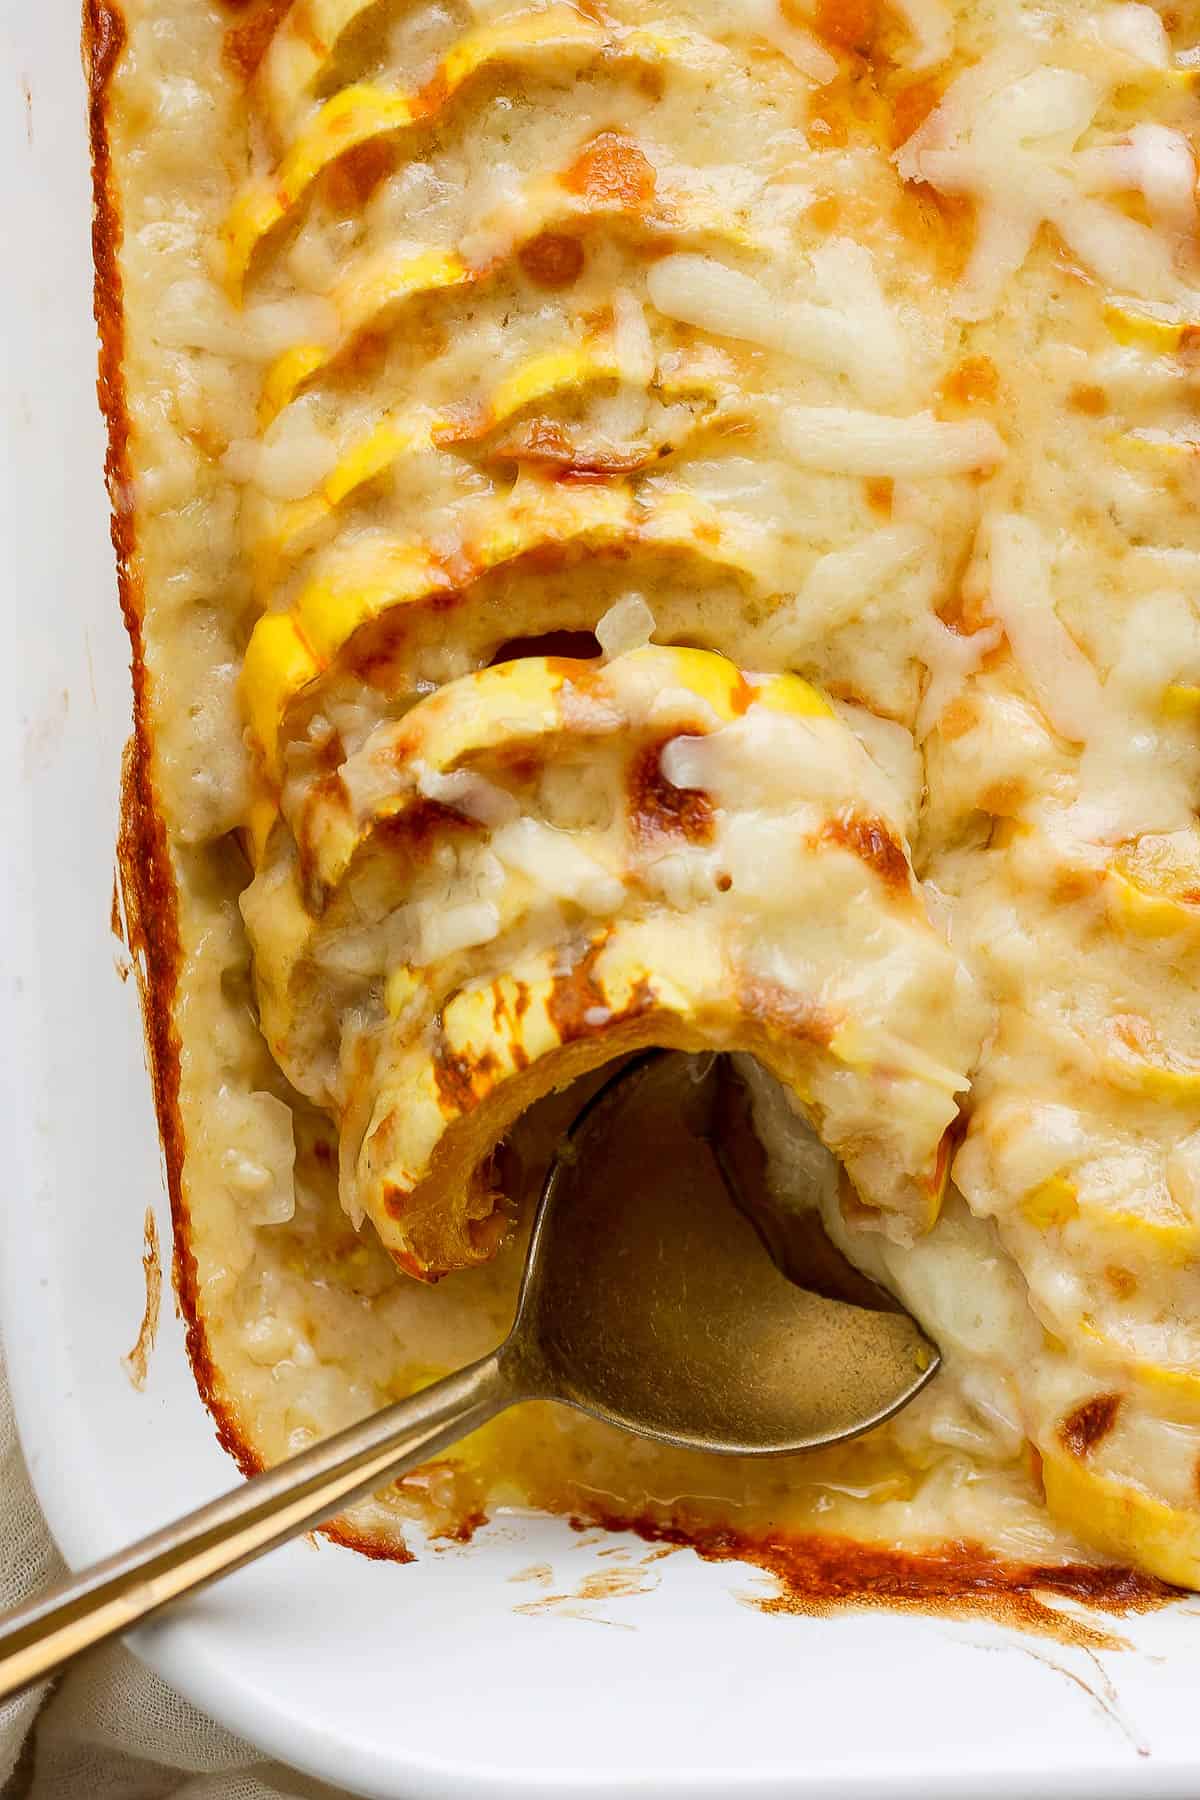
1058,1394,1123,1460
864,475,894,516
940,355,999,411
223,0,294,81
339,325,403,387
518,231,587,290
894,184,973,283
427,1041,501,1129
491,420,663,478
544,935,656,1043
1068,383,1108,417
629,739,716,848
821,811,911,895
1050,865,1105,905
980,778,1028,818
889,77,944,149
375,800,486,861
1104,1265,1138,1301
806,194,842,233
562,131,657,209
634,63,667,103
327,140,398,211
810,0,878,54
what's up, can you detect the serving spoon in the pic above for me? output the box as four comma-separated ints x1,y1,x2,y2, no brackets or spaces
0,1051,938,1701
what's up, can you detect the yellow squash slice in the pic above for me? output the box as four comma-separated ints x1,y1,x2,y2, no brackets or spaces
241,486,772,779
1042,1447,1200,1589
224,13,723,292
256,347,730,581
355,898,976,1280
256,158,749,422
239,644,983,1277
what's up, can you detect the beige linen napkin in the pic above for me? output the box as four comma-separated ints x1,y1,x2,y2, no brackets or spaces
0,1346,355,1800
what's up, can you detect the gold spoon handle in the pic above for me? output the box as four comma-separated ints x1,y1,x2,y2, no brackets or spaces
0,1351,515,1703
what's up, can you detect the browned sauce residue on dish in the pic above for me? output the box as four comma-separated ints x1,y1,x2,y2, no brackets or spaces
509,1562,554,1585
109,872,125,945
513,1561,661,1619
122,1205,162,1391
566,1509,1179,1651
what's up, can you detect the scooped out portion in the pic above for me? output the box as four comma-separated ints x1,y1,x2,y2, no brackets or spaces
242,644,988,1279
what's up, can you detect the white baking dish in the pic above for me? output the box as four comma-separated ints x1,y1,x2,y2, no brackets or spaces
3,8,1200,1796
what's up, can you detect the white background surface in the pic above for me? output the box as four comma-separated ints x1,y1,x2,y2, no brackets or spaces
3,6,1200,1796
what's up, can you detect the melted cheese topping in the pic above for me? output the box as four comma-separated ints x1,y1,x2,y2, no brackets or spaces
106,0,1200,1580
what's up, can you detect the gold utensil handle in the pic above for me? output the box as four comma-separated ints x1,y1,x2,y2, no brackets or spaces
0,1351,513,1702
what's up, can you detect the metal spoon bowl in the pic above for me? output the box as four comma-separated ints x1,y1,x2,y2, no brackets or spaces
0,1051,938,1700
517,1050,937,1453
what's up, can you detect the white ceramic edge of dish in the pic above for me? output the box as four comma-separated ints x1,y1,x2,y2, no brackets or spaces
4,8,1200,1798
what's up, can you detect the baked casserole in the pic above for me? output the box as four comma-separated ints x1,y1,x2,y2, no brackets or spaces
94,0,1200,1596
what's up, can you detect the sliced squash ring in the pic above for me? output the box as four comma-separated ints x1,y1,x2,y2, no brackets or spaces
257,348,729,583
246,650,835,1093
224,14,723,293
256,182,748,422
355,902,973,1279
300,647,825,894
1041,1446,1200,1588
1103,298,1200,354
1019,1176,1199,1262
1075,1318,1200,1415
241,486,771,780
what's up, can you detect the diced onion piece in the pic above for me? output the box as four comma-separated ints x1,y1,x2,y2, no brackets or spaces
612,287,655,385
491,819,625,913
985,514,1104,744
221,1091,297,1227
413,900,501,965
895,45,1038,182
1096,4,1171,68
416,766,520,828
742,0,839,83
596,593,657,660
888,0,953,69
779,406,1005,476
1075,125,1198,238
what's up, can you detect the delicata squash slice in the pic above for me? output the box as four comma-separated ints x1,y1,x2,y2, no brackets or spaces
223,10,728,292
242,645,987,1279
255,133,749,424
241,484,775,785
